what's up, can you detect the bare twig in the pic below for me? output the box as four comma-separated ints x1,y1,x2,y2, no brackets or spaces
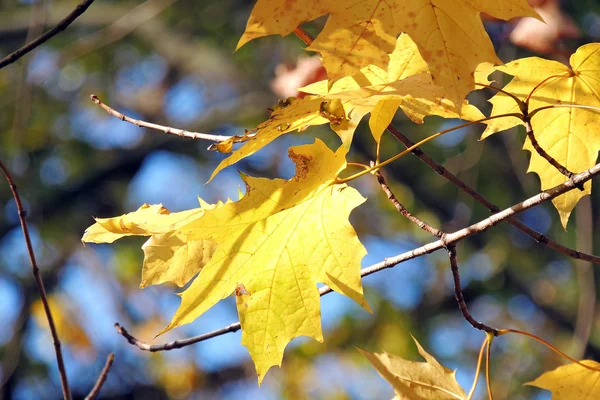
387,125,600,264
293,26,314,46
0,160,71,400
90,95,232,142
524,118,579,183
0,0,96,69
448,245,497,334
373,165,443,238
116,161,600,350
114,322,241,351
85,353,114,400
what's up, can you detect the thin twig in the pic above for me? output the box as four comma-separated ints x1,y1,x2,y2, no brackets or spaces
114,322,241,351
373,165,443,238
448,245,497,334
116,161,600,351
0,160,71,400
524,118,579,182
293,26,314,46
386,125,600,264
90,95,232,142
0,0,96,69
85,353,114,400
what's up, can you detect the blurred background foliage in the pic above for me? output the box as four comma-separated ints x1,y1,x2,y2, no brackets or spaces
1,0,600,398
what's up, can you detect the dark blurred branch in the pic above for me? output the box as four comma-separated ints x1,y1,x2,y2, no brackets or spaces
0,160,72,400
117,161,600,350
85,353,115,400
90,95,232,142
387,124,600,264
0,0,96,69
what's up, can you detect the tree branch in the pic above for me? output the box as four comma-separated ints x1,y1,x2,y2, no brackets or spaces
373,165,443,238
90,95,232,142
0,160,71,400
386,124,600,264
116,160,600,350
85,353,114,400
448,245,498,335
0,0,96,69
524,118,581,187
114,322,241,351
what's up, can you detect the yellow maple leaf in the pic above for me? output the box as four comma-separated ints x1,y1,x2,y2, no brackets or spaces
526,360,600,399
82,203,216,288
238,0,539,105
162,139,371,382
482,43,600,228
302,34,485,144
208,96,336,181
360,336,467,399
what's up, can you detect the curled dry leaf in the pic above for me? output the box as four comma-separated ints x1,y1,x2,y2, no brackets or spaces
360,336,467,400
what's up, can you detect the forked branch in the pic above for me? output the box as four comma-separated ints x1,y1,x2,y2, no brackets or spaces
386,124,600,264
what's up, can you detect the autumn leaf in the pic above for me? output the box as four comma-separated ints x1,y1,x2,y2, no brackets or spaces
360,336,467,399
82,203,216,288
301,34,485,144
238,0,539,105
482,43,600,228
162,139,371,382
526,360,600,399
208,96,339,181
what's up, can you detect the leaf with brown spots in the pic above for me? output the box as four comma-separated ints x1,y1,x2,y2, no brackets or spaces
238,0,540,105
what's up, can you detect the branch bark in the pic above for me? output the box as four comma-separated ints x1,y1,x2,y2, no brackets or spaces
90,95,232,142
85,353,114,400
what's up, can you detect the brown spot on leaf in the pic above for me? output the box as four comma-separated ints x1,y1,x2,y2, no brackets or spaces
288,149,313,180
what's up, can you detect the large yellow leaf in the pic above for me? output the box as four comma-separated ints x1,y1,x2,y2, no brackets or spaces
162,139,370,382
239,0,539,105
360,336,467,399
526,361,600,399
482,43,600,228
301,34,485,143
82,203,215,288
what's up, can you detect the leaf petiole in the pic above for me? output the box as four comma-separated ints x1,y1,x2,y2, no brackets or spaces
529,103,600,119
467,335,489,400
497,328,600,372
486,332,495,400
